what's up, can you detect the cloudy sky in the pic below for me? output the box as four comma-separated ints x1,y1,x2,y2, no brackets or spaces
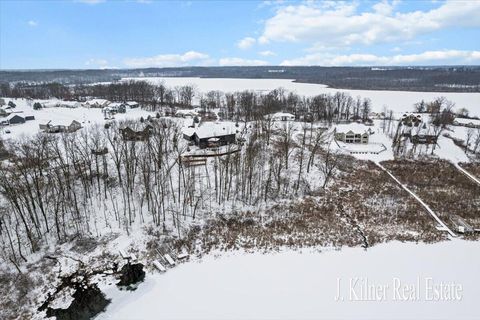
1,0,479,69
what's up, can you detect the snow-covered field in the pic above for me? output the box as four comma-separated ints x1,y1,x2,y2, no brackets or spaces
124,77,480,117
98,240,479,320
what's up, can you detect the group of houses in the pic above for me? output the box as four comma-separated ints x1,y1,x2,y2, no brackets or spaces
0,100,36,127
0,113,35,126
85,99,139,109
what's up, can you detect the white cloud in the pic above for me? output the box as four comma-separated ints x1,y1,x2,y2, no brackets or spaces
218,57,268,66
27,20,38,27
280,50,480,66
85,58,109,68
76,0,106,4
258,0,285,9
124,51,210,68
259,50,276,57
259,1,480,47
237,37,256,50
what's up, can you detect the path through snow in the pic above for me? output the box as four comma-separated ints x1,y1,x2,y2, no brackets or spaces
454,163,480,186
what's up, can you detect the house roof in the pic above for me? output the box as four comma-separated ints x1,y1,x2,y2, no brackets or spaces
176,109,198,116
126,101,138,106
182,127,195,137
6,114,24,120
334,123,371,134
48,119,80,127
271,112,295,119
87,99,109,105
194,122,236,139
108,102,123,108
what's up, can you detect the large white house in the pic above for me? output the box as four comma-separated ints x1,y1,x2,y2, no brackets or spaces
334,123,373,144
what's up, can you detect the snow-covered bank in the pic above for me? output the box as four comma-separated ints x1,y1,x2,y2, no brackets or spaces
124,77,480,117
97,240,479,320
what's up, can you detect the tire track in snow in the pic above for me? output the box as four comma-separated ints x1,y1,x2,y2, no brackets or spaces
454,163,480,186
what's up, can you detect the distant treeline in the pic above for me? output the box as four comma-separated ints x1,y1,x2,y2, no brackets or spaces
1,66,479,92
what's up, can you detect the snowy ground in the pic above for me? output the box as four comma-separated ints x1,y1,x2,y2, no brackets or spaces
97,240,479,320
124,77,480,117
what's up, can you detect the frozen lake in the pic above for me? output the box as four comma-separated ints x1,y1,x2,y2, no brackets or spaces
125,77,480,117
97,240,480,320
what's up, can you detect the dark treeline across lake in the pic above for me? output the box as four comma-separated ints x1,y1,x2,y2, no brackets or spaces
1,66,479,92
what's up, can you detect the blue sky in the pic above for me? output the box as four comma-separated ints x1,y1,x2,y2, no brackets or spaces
1,0,479,69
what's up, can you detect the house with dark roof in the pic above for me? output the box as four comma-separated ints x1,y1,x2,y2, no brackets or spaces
191,123,237,149
6,114,25,125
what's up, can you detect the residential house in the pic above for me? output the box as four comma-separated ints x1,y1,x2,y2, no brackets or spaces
192,123,237,149
106,102,127,114
85,99,110,108
40,120,82,133
176,109,198,118
400,113,423,137
6,114,25,125
126,101,139,109
119,125,153,141
453,117,480,128
410,124,437,144
271,112,295,122
334,123,372,144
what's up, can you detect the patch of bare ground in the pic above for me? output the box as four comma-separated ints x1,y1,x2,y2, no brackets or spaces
176,157,447,256
331,160,447,245
382,159,480,237
459,162,480,180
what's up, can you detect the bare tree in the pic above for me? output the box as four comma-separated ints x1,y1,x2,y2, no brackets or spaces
317,142,339,189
